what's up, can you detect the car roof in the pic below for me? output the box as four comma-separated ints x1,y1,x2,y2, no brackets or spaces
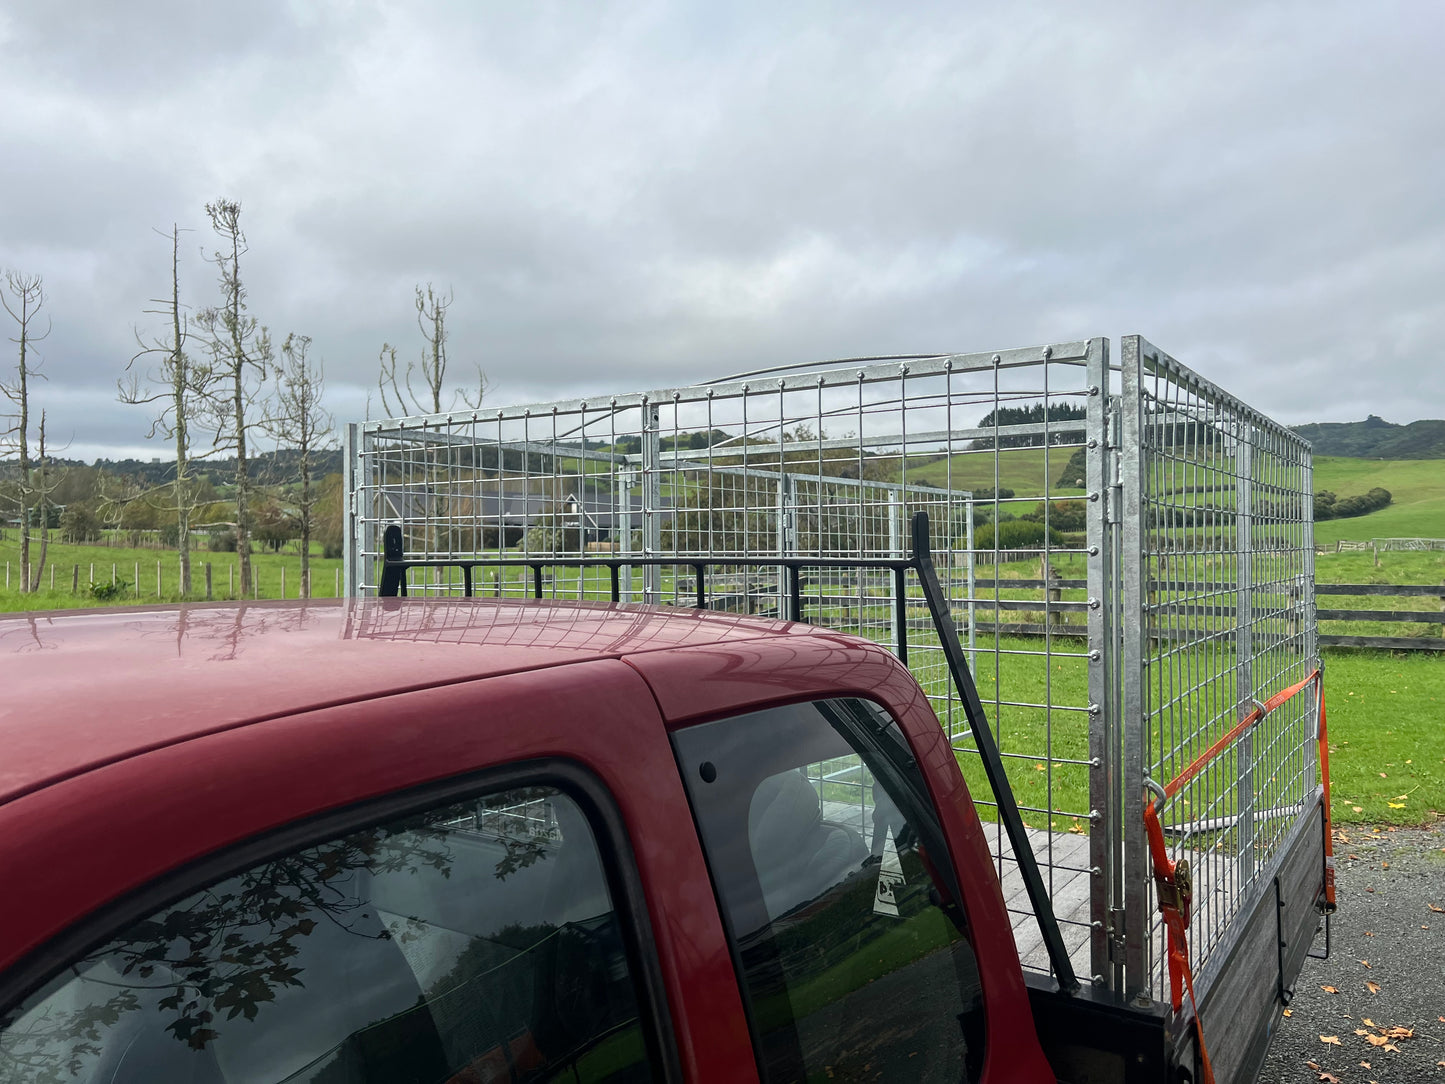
0,598,828,806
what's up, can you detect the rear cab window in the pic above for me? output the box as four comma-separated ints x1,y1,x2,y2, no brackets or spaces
0,772,667,1083
673,697,985,1083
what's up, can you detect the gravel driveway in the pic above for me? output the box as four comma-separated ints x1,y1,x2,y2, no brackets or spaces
1258,821,1445,1082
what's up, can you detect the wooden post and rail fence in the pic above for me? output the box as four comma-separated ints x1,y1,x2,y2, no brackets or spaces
960,576,1445,653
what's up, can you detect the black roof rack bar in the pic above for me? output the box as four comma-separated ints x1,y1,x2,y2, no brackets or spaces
378,515,1079,992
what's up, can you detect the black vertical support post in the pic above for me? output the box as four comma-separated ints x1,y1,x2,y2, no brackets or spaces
909,511,1079,992
379,525,406,598
609,564,621,603
695,564,706,609
788,565,802,622
893,566,909,666
462,566,473,597
533,565,544,599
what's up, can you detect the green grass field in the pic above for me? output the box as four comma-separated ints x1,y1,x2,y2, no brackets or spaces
905,447,1086,498
0,534,344,611
1321,649,1444,826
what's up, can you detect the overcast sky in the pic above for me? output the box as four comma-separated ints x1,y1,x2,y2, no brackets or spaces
2,0,1441,461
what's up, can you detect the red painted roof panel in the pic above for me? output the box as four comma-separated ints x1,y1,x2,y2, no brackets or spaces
0,598,824,805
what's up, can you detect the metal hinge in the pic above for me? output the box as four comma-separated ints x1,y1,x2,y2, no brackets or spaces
1109,906,1128,958
1105,484,1123,525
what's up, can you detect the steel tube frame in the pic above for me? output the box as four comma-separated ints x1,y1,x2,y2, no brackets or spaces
346,335,1318,1008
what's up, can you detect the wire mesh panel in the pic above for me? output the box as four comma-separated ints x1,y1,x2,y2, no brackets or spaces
1116,336,1317,1001
348,340,1108,983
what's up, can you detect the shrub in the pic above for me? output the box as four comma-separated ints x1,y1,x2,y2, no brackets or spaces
209,529,237,552
974,520,1061,551
90,578,130,602
59,505,103,544
1022,499,1088,532
1318,486,1391,521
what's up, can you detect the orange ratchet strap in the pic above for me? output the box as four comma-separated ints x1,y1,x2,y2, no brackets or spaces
1142,668,1328,1084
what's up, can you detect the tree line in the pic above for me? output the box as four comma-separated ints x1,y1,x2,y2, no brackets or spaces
2,198,486,597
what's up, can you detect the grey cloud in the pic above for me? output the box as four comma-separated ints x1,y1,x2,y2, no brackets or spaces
2,0,1442,464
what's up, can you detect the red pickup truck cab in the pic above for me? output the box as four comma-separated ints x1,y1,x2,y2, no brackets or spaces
0,598,1063,1083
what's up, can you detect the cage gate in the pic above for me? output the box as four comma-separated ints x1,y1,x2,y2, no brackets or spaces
345,335,1318,1004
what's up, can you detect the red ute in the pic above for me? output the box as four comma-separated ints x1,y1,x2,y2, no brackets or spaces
0,599,1055,1082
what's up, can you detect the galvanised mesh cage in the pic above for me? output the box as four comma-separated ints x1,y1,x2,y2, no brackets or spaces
1115,337,1318,1001
345,335,1318,998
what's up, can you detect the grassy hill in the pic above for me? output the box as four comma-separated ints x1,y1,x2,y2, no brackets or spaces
1294,416,1445,458
1312,457,1445,544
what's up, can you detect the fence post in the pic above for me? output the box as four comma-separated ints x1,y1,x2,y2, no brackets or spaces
156,560,161,598
72,564,79,594
281,566,286,599
1235,422,1257,884
640,401,662,605
778,471,798,620
1118,335,1151,1000
1083,335,1117,991
206,562,213,601
888,491,902,651
1046,560,1062,631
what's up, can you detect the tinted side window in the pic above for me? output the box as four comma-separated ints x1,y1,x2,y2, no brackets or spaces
1,786,655,1083
673,699,985,1083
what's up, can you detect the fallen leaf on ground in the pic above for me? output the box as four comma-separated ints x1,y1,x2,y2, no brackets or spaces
1283,1008,1292,1017
1429,904,1444,913
1366,1034,1389,1046
1359,1061,1370,1069
1320,1035,1341,1046
1306,1062,1320,1071
1384,1027,1413,1039
1365,981,1381,994
1318,1073,1339,1083
1321,985,1338,993
1360,960,1372,968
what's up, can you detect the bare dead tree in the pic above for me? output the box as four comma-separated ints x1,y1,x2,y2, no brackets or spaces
1,271,51,593
29,412,53,591
195,200,271,597
377,284,486,417
120,225,210,596
268,333,333,597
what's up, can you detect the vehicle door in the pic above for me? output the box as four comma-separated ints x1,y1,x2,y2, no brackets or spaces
633,635,1057,1084
0,659,754,1083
